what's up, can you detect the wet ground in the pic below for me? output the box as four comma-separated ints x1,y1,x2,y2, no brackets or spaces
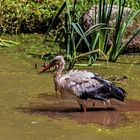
0,34,140,140
22,94,140,127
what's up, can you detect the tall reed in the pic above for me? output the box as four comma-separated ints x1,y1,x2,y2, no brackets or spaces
44,0,140,68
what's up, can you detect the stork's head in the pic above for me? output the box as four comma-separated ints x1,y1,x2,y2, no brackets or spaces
37,55,65,74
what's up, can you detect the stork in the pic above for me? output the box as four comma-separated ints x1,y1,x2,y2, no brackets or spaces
38,55,126,112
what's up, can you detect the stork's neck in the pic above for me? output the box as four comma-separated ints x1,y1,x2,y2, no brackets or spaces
54,57,65,85
54,63,64,82
55,69,62,78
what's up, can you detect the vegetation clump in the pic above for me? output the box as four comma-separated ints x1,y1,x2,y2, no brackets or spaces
0,0,63,34
0,0,140,68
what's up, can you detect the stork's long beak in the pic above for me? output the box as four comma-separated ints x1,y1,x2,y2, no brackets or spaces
37,61,55,74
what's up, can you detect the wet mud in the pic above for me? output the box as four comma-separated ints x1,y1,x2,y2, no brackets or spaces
21,93,140,127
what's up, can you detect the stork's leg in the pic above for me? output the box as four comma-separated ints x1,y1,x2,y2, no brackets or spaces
93,102,95,107
54,84,58,99
76,99,83,111
82,100,87,113
55,88,59,100
103,101,106,106
103,99,111,106
76,98,87,112
79,104,83,111
55,88,64,100
106,99,111,106
60,91,65,100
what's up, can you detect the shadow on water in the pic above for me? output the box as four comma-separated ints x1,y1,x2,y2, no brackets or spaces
18,93,140,127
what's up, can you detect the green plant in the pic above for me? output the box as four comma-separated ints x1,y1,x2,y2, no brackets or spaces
126,0,140,9
44,0,108,69
83,0,140,62
108,0,140,61
0,0,63,34
43,0,140,69
0,38,19,47
67,22,109,69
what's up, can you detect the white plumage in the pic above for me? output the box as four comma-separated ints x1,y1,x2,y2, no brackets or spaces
38,55,126,112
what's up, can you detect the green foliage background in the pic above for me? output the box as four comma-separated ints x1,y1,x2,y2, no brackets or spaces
0,0,140,34
0,0,63,34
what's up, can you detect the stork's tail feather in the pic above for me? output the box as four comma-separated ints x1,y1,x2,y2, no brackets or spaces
111,86,126,102
92,75,126,102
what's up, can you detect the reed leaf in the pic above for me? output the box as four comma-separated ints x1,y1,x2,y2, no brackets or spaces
127,9,140,25
0,39,19,47
72,23,91,51
44,2,66,43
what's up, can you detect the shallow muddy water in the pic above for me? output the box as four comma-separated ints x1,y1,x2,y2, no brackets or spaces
0,45,140,140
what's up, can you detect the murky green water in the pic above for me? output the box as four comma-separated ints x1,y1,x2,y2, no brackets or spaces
0,37,140,140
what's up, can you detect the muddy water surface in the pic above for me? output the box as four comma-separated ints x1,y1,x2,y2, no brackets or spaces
0,46,140,140
23,94,140,126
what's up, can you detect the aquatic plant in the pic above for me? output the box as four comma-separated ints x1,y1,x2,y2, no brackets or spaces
109,0,140,62
2,0,139,67
44,0,140,68
44,0,109,69
63,1,108,68
82,0,140,62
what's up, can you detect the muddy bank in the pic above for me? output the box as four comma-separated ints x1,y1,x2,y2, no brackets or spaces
20,93,140,127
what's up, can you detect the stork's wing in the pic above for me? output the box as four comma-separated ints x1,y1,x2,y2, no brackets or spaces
92,75,126,101
63,70,106,100
63,70,126,101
